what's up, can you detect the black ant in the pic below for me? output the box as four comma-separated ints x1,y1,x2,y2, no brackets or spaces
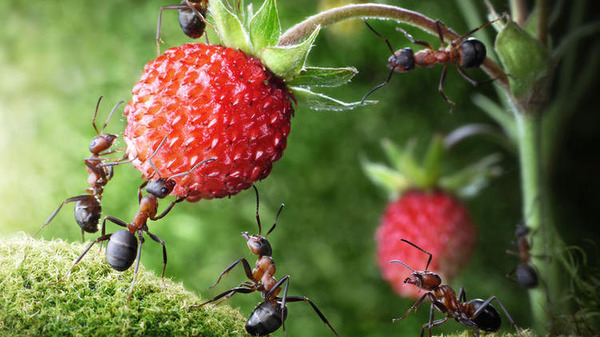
35,96,125,241
506,224,539,288
362,15,505,112
391,239,522,337
156,0,212,55
190,186,339,336
53,137,215,305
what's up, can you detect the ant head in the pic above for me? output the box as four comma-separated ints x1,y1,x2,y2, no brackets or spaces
390,260,442,291
457,38,486,69
178,0,208,39
242,232,273,257
515,224,530,237
89,97,123,154
142,136,215,198
388,48,415,73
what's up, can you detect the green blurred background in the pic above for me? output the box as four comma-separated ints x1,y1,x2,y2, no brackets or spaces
1,0,598,336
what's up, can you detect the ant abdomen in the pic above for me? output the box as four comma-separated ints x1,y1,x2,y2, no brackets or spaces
468,298,502,332
245,301,288,336
106,229,138,271
74,198,101,233
458,38,487,69
515,264,539,288
178,0,207,39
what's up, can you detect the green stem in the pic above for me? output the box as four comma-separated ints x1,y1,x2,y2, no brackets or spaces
279,4,509,91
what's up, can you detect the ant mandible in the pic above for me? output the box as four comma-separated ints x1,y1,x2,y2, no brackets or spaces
156,0,212,55
506,224,539,288
53,137,215,305
391,239,522,337
35,96,125,242
362,15,505,113
190,186,339,336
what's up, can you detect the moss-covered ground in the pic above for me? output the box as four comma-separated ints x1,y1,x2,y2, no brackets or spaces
0,234,248,336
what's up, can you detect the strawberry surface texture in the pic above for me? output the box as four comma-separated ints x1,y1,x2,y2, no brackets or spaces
124,43,294,201
376,190,477,299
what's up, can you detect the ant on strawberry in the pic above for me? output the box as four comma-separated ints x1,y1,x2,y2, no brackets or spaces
506,224,539,288
53,137,215,305
190,186,339,336
156,0,211,55
391,239,522,337
35,96,126,242
362,15,505,113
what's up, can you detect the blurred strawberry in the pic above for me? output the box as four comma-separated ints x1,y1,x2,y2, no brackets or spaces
363,134,501,298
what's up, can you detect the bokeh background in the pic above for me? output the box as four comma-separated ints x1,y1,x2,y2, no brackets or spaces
1,0,598,336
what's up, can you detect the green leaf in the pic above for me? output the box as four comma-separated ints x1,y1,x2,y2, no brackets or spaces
249,0,280,51
380,138,404,173
361,161,408,199
290,86,376,111
209,0,253,54
439,153,503,198
421,135,445,188
495,20,549,99
259,26,320,79
286,67,358,87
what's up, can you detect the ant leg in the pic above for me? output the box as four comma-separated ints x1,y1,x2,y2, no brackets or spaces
434,20,447,48
396,26,434,50
138,180,149,204
126,231,145,306
455,64,491,87
457,286,467,302
473,296,522,337
437,64,456,113
50,233,112,285
190,286,256,309
208,258,254,289
35,195,95,238
283,294,340,337
156,4,188,55
420,313,450,337
152,196,187,220
147,231,168,285
393,292,435,322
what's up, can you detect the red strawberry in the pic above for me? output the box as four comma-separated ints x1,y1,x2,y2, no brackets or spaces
125,0,364,201
124,43,293,201
363,135,501,299
376,190,476,299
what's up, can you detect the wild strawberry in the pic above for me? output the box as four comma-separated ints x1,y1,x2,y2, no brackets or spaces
125,0,366,201
363,134,501,299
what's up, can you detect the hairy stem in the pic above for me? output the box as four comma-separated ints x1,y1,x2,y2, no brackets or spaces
279,4,508,90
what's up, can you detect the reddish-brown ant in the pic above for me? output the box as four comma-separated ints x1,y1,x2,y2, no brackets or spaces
156,0,211,55
53,137,215,305
362,15,505,112
190,186,339,336
35,96,125,241
506,224,539,288
392,239,522,337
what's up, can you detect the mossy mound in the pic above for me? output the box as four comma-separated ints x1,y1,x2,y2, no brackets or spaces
0,234,248,336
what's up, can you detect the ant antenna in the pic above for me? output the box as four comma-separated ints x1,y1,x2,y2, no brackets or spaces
146,136,169,178
390,260,415,273
252,185,263,235
265,204,285,238
401,239,433,271
91,97,125,135
361,20,399,104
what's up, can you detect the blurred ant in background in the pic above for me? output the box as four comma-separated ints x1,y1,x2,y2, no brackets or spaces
156,0,212,55
35,96,126,241
191,186,339,336
506,224,539,288
362,14,505,113
53,137,214,305
391,239,522,337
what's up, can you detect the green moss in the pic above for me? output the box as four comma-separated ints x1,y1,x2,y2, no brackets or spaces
0,234,248,336
434,330,536,337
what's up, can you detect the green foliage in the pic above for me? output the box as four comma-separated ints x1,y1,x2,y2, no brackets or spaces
0,235,247,336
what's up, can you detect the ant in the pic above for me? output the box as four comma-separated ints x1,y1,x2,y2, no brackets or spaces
362,15,505,113
156,0,212,55
35,96,125,242
53,137,215,305
190,186,339,336
506,224,539,288
391,239,522,337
